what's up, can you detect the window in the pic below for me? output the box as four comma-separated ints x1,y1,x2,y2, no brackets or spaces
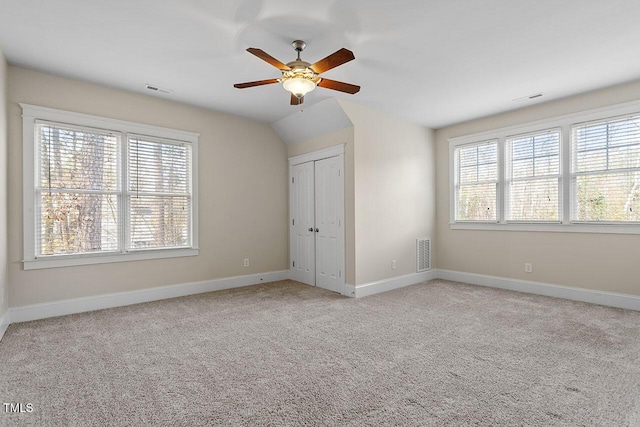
506,130,560,222
23,104,199,269
449,99,640,234
454,140,498,221
128,135,192,250
37,122,120,256
572,116,640,222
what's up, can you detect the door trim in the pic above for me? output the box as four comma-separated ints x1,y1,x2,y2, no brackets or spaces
289,144,346,294
288,144,345,166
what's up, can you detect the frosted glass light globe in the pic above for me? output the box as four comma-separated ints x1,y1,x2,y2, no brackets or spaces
283,77,316,98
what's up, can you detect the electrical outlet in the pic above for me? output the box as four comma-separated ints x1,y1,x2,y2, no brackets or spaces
244,258,249,267
524,263,532,273
392,260,397,270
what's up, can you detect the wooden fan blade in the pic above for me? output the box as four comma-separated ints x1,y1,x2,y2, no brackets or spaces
309,48,355,74
290,94,304,105
317,78,360,94
247,48,291,71
234,79,280,89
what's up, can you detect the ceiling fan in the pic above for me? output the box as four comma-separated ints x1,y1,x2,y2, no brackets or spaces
234,40,360,106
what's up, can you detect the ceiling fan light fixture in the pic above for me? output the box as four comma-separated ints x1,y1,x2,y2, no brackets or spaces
234,41,359,105
282,76,316,98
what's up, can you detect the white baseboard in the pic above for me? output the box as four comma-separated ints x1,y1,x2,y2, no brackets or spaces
0,310,9,341
355,270,437,298
10,270,290,324
436,269,640,311
343,284,356,298
5,267,638,328
349,268,640,311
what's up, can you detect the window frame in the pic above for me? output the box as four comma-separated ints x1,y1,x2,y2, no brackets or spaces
504,128,562,223
570,116,640,224
22,104,200,270
453,139,499,223
449,99,640,234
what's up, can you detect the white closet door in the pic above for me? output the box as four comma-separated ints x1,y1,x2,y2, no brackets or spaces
314,156,342,293
291,161,315,285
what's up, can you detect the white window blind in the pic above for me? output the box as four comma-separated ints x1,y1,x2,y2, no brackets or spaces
36,121,120,256
455,140,498,221
572,115,640,222
506,130,560,222
128,135,192,250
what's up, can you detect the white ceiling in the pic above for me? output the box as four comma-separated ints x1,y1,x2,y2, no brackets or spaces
1,0,640,129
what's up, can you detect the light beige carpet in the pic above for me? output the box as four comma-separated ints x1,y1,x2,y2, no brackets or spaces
1,279,639,426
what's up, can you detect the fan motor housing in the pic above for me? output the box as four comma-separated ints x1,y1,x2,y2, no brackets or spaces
286,60,312,70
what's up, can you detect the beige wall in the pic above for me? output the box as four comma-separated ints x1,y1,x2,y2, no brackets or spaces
286,102,437,287
340,101,436,286
8,66,289,307
287,126,353,158
435,80,640,296
0,48,8,317
287,126,356,285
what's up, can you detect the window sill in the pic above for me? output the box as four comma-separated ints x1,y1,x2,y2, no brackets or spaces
23,248,199,270
450,222,640,235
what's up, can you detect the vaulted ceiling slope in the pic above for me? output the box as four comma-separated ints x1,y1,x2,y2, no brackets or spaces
1,0,640,129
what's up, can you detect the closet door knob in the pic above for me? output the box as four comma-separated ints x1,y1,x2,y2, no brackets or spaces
308,228,314,232
315,228,319,232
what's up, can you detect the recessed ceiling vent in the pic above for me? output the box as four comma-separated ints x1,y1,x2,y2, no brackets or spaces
145,84,172,94
512,92,543,103
416,238,431,272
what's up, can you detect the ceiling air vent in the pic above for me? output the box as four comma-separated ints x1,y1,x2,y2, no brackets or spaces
416,238,431,272
145,84,172,94
512,92,543,103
